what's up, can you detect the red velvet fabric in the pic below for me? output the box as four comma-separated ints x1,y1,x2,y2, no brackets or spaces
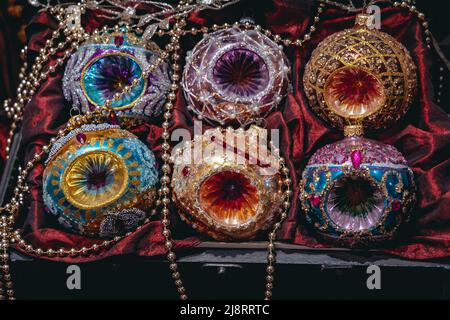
11,1,450,261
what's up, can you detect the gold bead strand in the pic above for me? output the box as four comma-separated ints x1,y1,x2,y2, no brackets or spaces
178,23,228,36
0,215,15,300
3,28,63,158
4,27,88,160
160,1,191,301
436,66,445,104
3,0,90,161
3,46,28,119
256,2,324,48
179,1,324,50
2,26,94,206
392,1,432,49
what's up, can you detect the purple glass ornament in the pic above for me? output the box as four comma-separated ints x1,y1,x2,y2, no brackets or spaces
182,26,290,126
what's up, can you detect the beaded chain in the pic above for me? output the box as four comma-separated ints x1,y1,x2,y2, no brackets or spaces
263,149,292,300
0,215,14,300
157,9,190,301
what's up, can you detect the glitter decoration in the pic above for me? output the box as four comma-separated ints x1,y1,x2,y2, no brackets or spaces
63,28,170,124
43,124,158,237
172,126,284,240
303,14,417,131
99,208,147,238
182,26,290,126
299,136,416,246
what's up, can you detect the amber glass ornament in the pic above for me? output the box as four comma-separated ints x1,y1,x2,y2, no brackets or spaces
172,127,284,240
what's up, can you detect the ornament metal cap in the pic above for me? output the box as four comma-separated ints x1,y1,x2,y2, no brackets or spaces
344,124,364,137
355,13,373,27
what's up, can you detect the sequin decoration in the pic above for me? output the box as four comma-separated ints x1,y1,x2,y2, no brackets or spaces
43,124,158,237
63,28,170,124
182,26,290,126
172,127,284,240
299,136,416,246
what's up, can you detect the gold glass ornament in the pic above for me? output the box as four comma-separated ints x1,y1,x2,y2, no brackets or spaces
172,127,284,240
303,14,417,133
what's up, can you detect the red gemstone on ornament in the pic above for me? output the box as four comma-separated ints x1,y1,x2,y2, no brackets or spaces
309,194,321,207
351,150,362,168
391,199,401,211
76,133,86,144
114,35,124,47
182,166,190,177
109,112,119,125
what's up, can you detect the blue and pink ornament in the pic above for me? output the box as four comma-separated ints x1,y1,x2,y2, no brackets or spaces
299,137,416,245
63,27,170,124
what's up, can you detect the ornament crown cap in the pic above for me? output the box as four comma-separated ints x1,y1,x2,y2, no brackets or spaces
355,13,372,27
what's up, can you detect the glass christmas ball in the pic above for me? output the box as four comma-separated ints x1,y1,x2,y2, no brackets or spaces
63,28,170,125
299,136,416,245
43,123,158,238
303,14,417,131
172,127,284,240
182,26,290,126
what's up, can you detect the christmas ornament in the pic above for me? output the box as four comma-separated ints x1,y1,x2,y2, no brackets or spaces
63,26,170,125
43,123,158,237
299,136,415,245
182,25,290,126
303,14,417,132
172,127,284,240
300,14,417,245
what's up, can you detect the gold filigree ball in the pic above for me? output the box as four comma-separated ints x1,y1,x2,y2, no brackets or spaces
303,14,417,132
